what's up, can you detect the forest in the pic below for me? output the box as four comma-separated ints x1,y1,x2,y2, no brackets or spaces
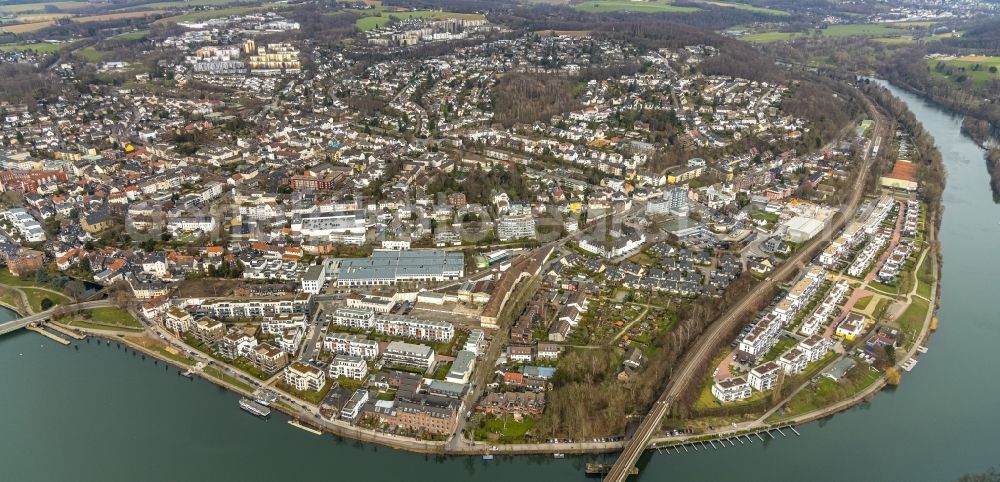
492,73,581,128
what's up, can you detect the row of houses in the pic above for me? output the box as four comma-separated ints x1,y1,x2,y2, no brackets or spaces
328,307,454,342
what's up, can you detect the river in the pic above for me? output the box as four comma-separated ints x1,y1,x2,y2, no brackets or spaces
1,81,998,481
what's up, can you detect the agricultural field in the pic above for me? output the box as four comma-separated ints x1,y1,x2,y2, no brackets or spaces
0,20,54,33
0,1,94,14
695,1,787,16
75,10,164,23
355,9,485,31
155,5,283,24
0,41,73,53
124,0,252,9
574,0,699,13
927,55,1000,86
740,23,913,43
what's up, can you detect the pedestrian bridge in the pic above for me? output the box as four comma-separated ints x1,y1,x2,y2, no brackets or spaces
0,300,114,336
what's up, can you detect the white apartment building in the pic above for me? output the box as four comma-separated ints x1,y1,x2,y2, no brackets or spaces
324,332,379,360
711,377,752,402
284,362,325,391
748,361,781,391
383,341,435,371
328,355,369,380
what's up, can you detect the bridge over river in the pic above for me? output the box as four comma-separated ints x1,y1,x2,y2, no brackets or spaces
0,300,114,336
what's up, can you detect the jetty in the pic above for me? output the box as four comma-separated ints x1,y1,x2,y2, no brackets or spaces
25,324,70,345
288,419,322,435
46,323,86,340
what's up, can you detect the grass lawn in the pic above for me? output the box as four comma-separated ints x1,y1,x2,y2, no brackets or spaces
472,415,538,443
761,337,797,363
927,55,1000,85
895,297,929,345
693,375,769,412
125,336,197,366
695,1,787,16
22,288,69,313
750,210,779,224
0,288,23,312
203,366,255,393
355,9,484,31
111,29,149,40
854,295,874,311
75,46,106,62
915,253,934,299
0,269,43,287
573,0,698,14
772,364,881,421
277,380,332,405
66,319,144,332
74,306,143,329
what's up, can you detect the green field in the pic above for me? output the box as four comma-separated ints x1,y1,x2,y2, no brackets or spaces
111,29,149,40
0,1,93,14
895,297,929,345
0,41,72,53
773,364,881,421
741,23,907,43
472,415,538,443
21,288,69,313
129,0,252,9
79,306,143,329
355,9,485,31
854,295,874,311
574,0,699,14
695,1,787,16
74,45,105,62
927,56,1000,86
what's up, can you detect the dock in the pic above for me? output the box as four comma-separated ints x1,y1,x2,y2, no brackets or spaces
25,324,70,345
46,323,86,340
901,358,918,371
287,419,323,435
585,463,638,476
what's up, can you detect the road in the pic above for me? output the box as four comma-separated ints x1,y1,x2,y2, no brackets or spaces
602,96,889,482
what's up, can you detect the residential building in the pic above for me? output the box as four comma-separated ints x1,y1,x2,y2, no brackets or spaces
329,355,369,380
748,361,781,391
283,361,325,392
711,377,752,402
383,341,435,371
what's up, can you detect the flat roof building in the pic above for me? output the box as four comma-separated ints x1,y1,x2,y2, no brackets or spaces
336,249,464,287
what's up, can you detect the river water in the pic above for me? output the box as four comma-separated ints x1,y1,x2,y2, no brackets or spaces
1,81,998,481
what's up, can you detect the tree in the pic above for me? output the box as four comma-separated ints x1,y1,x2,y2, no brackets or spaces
885,366,901,385
64,280,86,304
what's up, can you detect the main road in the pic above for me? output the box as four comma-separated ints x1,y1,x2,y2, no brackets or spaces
602,96,890,482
